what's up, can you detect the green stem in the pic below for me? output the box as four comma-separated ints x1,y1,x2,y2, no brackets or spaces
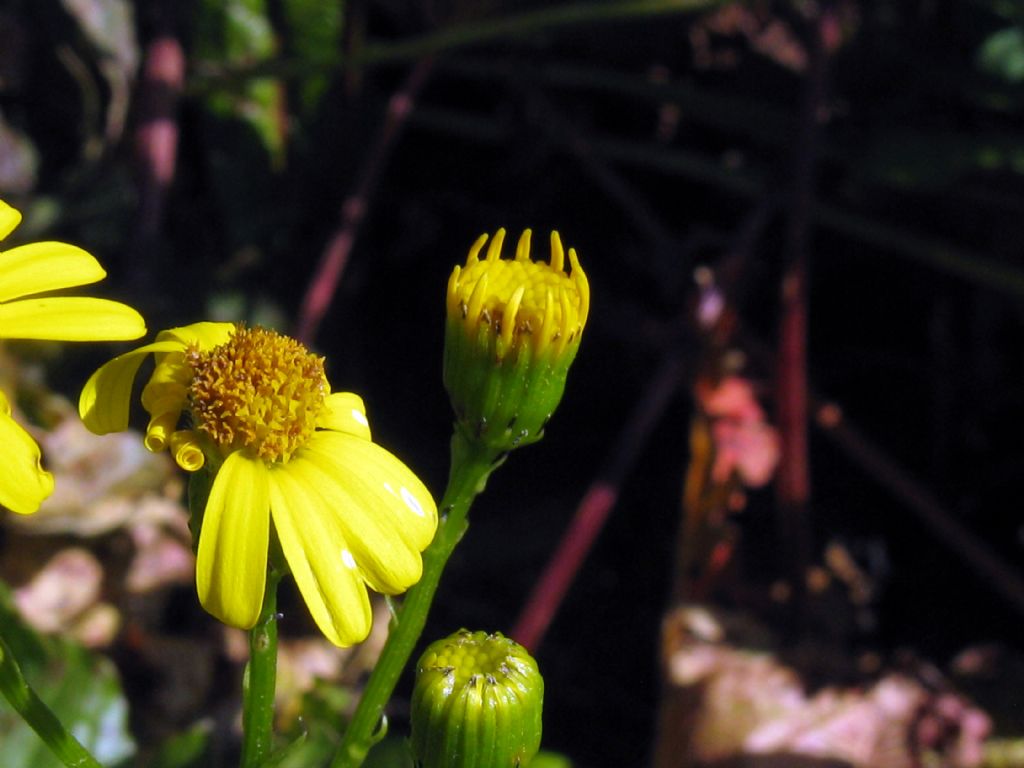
240,568,282,768
329,431,500,768
0,631,103,768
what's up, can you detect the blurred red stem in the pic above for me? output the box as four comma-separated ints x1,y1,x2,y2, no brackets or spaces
775,6,830,591
512,355,687,652
129,30,184,297
135,35,184,238
294,58,433,346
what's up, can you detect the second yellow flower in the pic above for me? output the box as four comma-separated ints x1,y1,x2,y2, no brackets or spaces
79,322,438,647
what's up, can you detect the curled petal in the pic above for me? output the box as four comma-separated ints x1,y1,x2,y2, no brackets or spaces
0,242,107,303
196,452,269,629
0,297,145,341
145,411,179,452
0,394,54,514
268,463,372,647
317,392,372,440
168,430,204,472
79,340,187,434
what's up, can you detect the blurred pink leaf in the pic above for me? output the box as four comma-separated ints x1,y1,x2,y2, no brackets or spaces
696,376,781,488
13,547,120,647
663,607,991,768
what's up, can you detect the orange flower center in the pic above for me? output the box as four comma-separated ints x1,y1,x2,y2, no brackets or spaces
187,326,327,463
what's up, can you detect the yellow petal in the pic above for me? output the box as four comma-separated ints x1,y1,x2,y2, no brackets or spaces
140,355,191,417
0,297,146,341
156,321,236,351
0,242,106,303
196,452,270,629
317,392,372,440
285,453,424,596
79,339,187,434
268,463,372,647
0,393,54,514
301,431,438,581
168,430,205,472
0,200,22,241
139,322,234,414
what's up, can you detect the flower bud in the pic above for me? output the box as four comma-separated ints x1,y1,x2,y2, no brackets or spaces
444,229,589,454
411,629,544,768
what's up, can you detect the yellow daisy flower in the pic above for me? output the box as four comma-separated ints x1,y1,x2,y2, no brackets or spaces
0,200,146,515
78,322,438,647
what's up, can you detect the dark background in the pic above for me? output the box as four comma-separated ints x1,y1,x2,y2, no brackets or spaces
2,1,1023,765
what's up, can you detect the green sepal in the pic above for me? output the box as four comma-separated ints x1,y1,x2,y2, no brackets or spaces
443,314,579,455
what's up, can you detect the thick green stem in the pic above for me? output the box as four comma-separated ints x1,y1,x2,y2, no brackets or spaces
329,431,500,768
240,568,282,768
0,632,103,768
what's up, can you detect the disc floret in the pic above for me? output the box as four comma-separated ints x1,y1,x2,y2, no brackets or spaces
186,326,327,463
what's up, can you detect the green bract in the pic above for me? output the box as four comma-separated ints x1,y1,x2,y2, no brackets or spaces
411,630,544,768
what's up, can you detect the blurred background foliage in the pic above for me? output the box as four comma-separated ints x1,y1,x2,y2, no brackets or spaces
1,0,1024,766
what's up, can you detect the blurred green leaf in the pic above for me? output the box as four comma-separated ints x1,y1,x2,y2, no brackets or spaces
60,0,138,74
268,675,452,768
977,26,1024,83
269,729,336,768
268,679,356,768
59,0,138,143
148,721,213,768
855,129,1024,189
0,583,135,768
196,0,285,165
532,750,574,768
280,0,343,116
192,0,290,254
363,735,414,768
260,730,311,767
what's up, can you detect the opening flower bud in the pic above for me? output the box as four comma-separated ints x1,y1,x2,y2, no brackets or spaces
444,229,589,454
